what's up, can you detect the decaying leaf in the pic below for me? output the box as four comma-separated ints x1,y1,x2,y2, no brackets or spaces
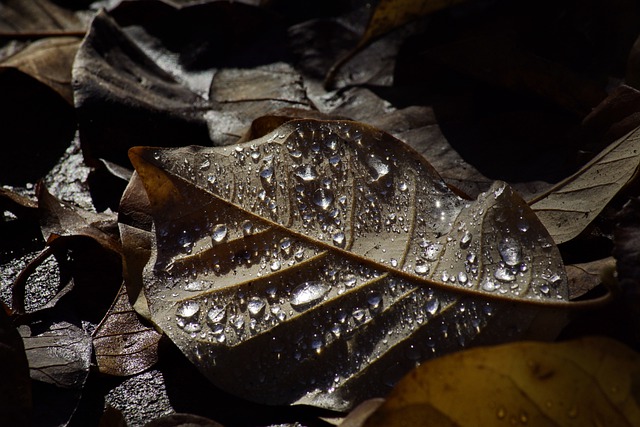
529,125,640,244
125,119,575,410
362,337,640,427
93,284,161,376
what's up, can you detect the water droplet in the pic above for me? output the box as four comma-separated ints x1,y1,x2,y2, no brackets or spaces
250,151,261,162
200,158,211,170
212,224,228,243
270,260,281,271
458,271,468,284
329,155,341,167
279,237,292,256
415,264,429,275
176,301,202,332
423,243,443,261
482,278,497,292
352,308,366,323
332,232,346,248
241,220,254,236
260,166,274,184
494,183,506,198
184,281,204,291
425,299,439,315
540,284,550,295
398,181,408,192
367,154,390,181
295,165,318,181
367,292,382,310
494,266,516,282
390,258,398,268
206,305,226,325
313,188,333,210
517,217,529,232
247,297,266,317
499,238,522,266
460,231,472,249
290,282,329,310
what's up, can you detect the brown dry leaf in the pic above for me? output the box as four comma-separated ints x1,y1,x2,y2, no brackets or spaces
1,37,81,104
125,119,576,410
566,257,615,300
362,337,640,427
528,125,640,244
93,284,161,376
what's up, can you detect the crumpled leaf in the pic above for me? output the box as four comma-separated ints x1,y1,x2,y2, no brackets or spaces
126,119,573,410
93,284,161,376
528,125,640,244
362,337,640,427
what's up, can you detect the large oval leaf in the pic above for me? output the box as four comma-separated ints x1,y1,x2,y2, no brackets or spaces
126,119,571,410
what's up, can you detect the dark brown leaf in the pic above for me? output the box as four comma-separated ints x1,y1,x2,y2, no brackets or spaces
93,284,161,376
143,413,224,427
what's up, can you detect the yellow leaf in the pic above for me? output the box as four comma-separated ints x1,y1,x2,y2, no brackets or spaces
363,337,640,427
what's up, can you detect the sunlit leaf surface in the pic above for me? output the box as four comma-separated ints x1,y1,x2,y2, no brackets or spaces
126,119,570,410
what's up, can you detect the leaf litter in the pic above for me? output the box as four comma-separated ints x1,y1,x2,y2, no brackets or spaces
2,0,640,425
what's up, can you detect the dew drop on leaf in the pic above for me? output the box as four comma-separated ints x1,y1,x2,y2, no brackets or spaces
313,188,334,210
176,301,202,332
206,305,226,325
425,298,439,315
494,266,516,282
247,297,266,317
460,231,472,249
498,238,522,266
290,282,329,310
332,232,346,248
212,224,228,243
295,165,318,181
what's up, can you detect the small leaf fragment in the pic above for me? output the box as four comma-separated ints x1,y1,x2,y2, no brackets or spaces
363,337,640,427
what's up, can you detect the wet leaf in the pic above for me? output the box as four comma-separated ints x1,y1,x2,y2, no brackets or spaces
528,125,640,244
362,337,640,427
93,284,161,376
126,119,574,410
0,306,31,426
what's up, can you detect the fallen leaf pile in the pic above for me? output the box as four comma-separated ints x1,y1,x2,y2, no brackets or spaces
1,0,640,426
